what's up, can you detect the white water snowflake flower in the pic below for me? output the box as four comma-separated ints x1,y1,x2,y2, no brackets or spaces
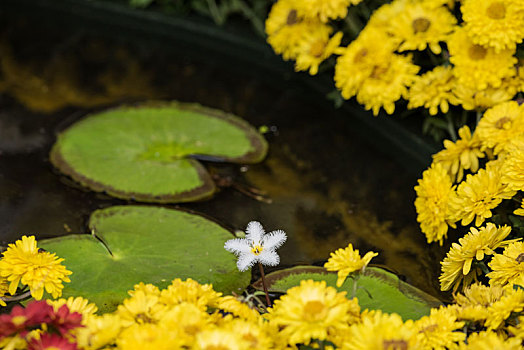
224,221,287,272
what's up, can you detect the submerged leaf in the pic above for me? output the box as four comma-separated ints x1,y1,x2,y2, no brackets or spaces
50,102,268,202
39,206,251,313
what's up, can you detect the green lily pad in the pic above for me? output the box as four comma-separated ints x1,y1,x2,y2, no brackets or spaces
39,205,250,313
253,266,442,320
50,102,268,202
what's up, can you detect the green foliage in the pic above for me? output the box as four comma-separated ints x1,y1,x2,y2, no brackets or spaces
50,102,267,203
253,266,442,320
39,206,251,313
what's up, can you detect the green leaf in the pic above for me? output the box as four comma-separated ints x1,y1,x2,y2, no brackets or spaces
50,102,267,203
39,206,250,313
253,266,442,320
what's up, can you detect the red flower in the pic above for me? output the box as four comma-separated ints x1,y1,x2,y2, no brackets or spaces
27,333,77,350
49,305,83,335
0,301,53,338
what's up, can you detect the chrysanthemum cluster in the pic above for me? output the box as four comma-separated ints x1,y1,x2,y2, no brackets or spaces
265,0,524,117
5,237,524,348
414,101,524,292
0,235,72,304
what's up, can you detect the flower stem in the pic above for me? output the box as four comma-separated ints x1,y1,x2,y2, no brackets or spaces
258,262,272,307
0,290,32,303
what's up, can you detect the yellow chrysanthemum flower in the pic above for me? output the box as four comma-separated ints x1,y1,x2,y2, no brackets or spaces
266,280,360,346
452,282,524,330
439,224,516,292
484,288,524,330
266,0,310,61
159,278,221,311
454,76,519,111
355,53,420,116
500,138,524,192
458,331,522,349
432,125,485,182
265,0,299,36
387,1,456,54
515,201,524,216
487,241,524,287
194,327,249,350
413,306,465,350
475,101,524,155
408,65,459,115
295,0,359,22
295,29,344,75
344,310,416,350
449,162,516,227
223,318,274,349
447,27,517,90
158,302,213,346
47,296,98,319
324,243,378,287
216,295,261,322
453,283,503,323
0,235,72,300
366,0,405,33
76,313,122,350
128,282,161,297
462,0,524,53
334,26,397,101
414,163,457,245
117,323,182,350
0,277,9,306
117,290,164,327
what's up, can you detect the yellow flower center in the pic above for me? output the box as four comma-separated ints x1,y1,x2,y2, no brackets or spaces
383,339,408,350
205,346,228,350
45,347,62,350
468,44,487,61
303,300,327,321
516,253,524,263
309,40,326,58
286,9,298,25
495,116,511,129
419,324,438,333
135,313,154,324
251,245,263,255
353,48,368,63
371,65,388,79
412,17,431,33
486,1,506,20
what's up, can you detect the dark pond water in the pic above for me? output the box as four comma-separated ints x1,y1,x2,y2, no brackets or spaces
0,7,447,298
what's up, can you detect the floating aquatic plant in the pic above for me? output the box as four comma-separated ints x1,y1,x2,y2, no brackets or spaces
39,206,251,312
50,102,268,203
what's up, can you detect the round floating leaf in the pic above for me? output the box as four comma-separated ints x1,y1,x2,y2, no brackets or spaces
253,266,442,320
39,206,250,313
50,102,268,202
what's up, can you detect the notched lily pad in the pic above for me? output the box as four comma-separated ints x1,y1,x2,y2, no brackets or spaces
39,205,250,313
254,266,442,320
50,102,268,202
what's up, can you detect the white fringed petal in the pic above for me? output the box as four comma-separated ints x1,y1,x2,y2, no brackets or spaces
237,253,257,272
224,238,251,254
262,230,287,251
257,250,280,266
245,221,264,243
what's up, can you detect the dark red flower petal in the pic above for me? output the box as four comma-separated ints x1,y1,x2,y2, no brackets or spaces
27,333,78,350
